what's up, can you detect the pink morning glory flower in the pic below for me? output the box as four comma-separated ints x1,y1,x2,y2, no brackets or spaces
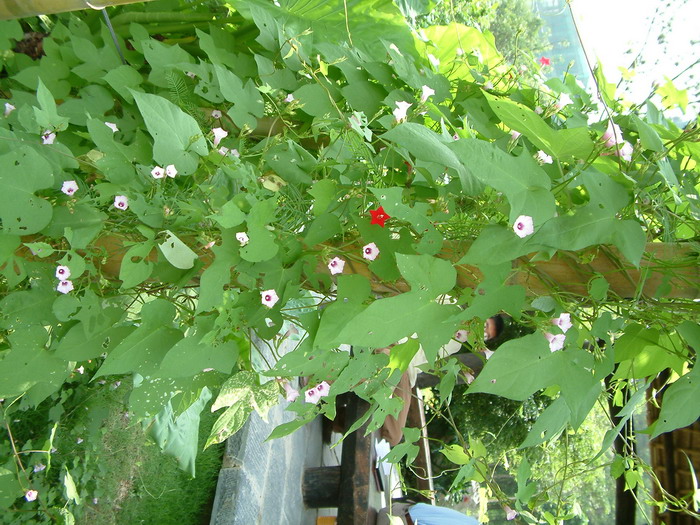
211,109,222,119
362,242,380,261
602,120,624,147
513,215,534,238
552,313,572,333
305,381,330,404
261,289,279,308
57,280,74,294
420,85,435,103
42,130,55,145
328,257,345,275
105,122,118,133
282,382,299,402
114,195,129,210
25,490,38,502
505,505,518,520
510,130,521,141
212,127,228,147
545,332,566,352
284,93,294,103
151,166,165,179
536,150,553,164
61,180,78,196
4,102,15,117
236,232,249,246
165,164,177,178
454,330,469,343
393,101,412,122
55,265,71,279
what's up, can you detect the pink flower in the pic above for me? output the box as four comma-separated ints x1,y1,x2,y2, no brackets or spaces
151,166,165,179
539,56,551,66
57,280,74,294
420,85,435,103
504,505,518,520
25,490,38,502
305,381,330,404
236,232,249,246
105,122,119,133
328,257,345,275
545,332,566,352
284,93,294,103
114,195,128,210
552,313,572,333
534,106,543,115
42,130,55,145
282,382,299,402
513,215,534,238
4,102,15,117
55,265,71,279
212,127,228,147
536,150,553,164
510,130,521,141
261,289,279,308
211,109,222,119
61,180,78,196
602,120,623,147
614,141,633,162
452,133,459,140
454,330,469,343
393,101,412,122
165,164,177,178
362,242,380,261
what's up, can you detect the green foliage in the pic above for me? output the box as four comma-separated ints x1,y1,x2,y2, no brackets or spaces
0,0,698,522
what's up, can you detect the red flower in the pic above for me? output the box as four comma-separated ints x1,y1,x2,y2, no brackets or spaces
539,56,551,66
369,206,391,227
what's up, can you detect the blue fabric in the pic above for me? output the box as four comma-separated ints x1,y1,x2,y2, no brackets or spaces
408,503,480,525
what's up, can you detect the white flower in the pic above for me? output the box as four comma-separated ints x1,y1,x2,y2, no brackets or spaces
534,106,543,115
165,164,177,178
305,381,330,404
452,133,459,141
57,280,74,294
114,195,129,210
212,127,228,147
211,109,222,119
218,146,230,156
284,93,294,103
104,122,119,133
282,381,299,402
25,490,38,502
483,81,494,90
545,332,566,352
362,242,380,261
510,130,521,141
76,437,83,444
203,241,215,249
555,93,573,110
615,141,633,162
55,265,71,280
61,180,78,196
420,85,435,103
236,232,249,246
42,130,56,145
4,102,15,117
428,53,440,68
328,257,345,275
392,101,412,122
185,71,196,79
465,372,475,384
551,313,572,333
76,366,85,375
505,505,518,520
261,289,279,308
230,148,240,158
483,349,495,359
33,463,46,473
151,166,165,179
454,329,469,343
456,47,464,56
513,215,534,238
536,150,553,164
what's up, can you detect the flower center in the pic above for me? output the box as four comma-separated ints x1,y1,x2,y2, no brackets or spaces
58,269,65,275
264,295,271,301
365,248,371,254
517,223,524,230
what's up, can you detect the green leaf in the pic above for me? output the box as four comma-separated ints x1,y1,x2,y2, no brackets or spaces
131,91,207,175
308,179,337,216
293,83,336,118
159,230,197,270
149,387,213,476
24,242,54,258
0,467,22,510
0,147,54,235
103,65,143,103
208,200,247,229
396,253,456,297
119,242,155,289
630,114,664,152
34,78,70,131
520,397,569,448
652,365,700,438
62,468,81,505
589,275,609,301
483,92,594,159
656,77,688,111
441,444,470,465
205,401,252,449
159,328,238,377
214,65,264,129
303,213,342,246
197,236,238,313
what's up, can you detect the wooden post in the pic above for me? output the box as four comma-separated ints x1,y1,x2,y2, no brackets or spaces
0,0,154,20
303,466,341,508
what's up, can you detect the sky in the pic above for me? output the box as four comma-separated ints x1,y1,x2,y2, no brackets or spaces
568,0,699,116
